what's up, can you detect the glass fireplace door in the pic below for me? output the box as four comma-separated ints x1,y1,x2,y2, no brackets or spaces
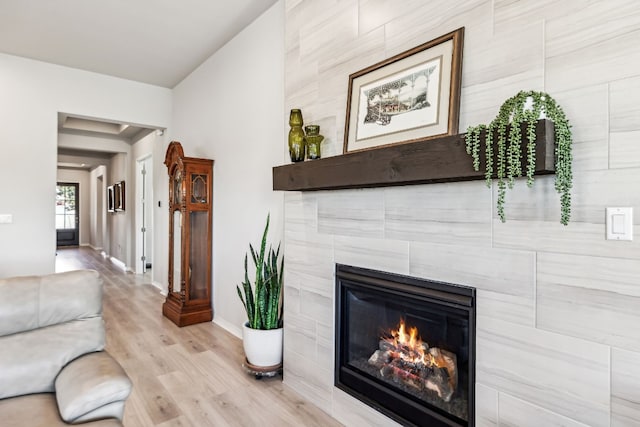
335,264,475,427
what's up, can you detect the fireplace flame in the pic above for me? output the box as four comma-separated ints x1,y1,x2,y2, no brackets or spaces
387,319,438,368
396,320,418,348
369,318,459,403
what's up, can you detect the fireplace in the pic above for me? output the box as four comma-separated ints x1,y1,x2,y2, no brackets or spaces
335,264,476,427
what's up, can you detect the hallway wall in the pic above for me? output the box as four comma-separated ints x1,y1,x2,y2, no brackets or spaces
0,53,171,277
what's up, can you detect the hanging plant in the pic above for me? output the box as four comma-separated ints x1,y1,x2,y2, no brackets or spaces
465,90,573,225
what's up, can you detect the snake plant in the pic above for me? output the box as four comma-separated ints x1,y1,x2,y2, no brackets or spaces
236,214,283,330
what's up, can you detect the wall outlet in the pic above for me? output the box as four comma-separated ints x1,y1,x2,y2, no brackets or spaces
0,214,13,224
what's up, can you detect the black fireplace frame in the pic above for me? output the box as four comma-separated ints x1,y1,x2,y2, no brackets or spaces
334,264,476,427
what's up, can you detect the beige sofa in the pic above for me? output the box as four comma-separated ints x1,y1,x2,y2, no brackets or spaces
0,270,132,426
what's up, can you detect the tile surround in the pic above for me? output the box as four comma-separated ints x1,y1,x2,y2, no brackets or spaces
475,383,498,427
537,252,640,352
384,183,492,246
283,0,640,426
610,131,640,169
317,189,384,238
334,235,409,276
476,316,610,426
409,242,535,297
497,393,591,427
610,75,640,132
612,348,640,425
475,289,535,327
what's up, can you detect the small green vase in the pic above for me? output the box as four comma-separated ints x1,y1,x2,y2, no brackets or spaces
304,125,324,160
288,109,306,162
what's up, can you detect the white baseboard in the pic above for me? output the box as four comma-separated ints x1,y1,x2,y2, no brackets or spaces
88,245,103,252
151,281,167,295
213,317,242,339
109,257,127,272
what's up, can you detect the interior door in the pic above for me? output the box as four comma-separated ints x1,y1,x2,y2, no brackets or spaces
141,162,148,272
56,182,79,246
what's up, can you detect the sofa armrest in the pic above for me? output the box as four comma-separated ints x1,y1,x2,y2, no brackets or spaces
55,351,132,424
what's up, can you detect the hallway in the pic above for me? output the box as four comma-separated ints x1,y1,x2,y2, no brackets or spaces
55,247,341,427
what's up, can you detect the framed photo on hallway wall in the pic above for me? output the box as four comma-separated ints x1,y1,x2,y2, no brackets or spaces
107,185,115,213
344,28,464,153
114,181,125,212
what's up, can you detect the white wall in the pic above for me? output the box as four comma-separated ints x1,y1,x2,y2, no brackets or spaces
108,153,127,265
283,1,640,426
153,138,169,290
90,166,107,251
172,0,285,336
0,53,171,277
56,168,90,245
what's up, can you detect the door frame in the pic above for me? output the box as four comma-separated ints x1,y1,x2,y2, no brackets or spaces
56,182,80,247
135,154,153,274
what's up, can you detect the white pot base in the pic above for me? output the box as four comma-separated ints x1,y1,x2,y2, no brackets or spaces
242,322,283,367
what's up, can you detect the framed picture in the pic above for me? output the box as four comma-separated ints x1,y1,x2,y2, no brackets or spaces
114,181,125,212
107,186,115,213
344,28,464,153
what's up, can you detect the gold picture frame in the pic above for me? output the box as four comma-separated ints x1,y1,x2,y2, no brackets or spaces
344,28,464,153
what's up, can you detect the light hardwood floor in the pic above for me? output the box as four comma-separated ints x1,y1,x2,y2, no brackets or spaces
55,247,343,427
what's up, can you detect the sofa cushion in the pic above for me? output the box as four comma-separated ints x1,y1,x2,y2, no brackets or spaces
56,352,132,423
0,394,122,427
0,316,105,399
0,269,103,337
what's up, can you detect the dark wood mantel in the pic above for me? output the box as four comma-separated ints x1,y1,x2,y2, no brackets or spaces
273,120,556,191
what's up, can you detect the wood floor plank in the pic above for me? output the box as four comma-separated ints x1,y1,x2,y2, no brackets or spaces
55,247,343,427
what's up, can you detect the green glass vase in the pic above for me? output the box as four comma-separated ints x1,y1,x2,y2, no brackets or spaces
304,125,324,160
288,109,306,162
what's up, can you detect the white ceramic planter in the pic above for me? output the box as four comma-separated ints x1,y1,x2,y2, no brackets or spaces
523,95,547,119
242,322,283,367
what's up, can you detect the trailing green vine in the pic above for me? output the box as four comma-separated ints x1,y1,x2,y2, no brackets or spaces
465,90,573,225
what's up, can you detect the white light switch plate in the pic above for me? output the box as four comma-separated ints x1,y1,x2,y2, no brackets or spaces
0,214,12,224
606,207,633,241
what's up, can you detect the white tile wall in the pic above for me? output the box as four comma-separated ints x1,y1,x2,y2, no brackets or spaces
610,75,640,132
537,252,640,352
610,131,640,169
463,21,543,88
459,70,544,131
612,348,640,426
477,316,610,426
554,85,609,172
384,183,492,246
476,383,498,427
546,26,640,93
317,189,385,238
334,235,409,275
475,289,535,327
498,393,591,427
409,242,535,297
283,1,640,426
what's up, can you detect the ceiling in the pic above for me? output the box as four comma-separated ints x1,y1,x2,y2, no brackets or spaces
0,1,278,170
58,113,157,142
0,0,278,88
57,113,160,171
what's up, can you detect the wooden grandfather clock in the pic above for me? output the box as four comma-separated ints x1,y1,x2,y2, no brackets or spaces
163,141,213,327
